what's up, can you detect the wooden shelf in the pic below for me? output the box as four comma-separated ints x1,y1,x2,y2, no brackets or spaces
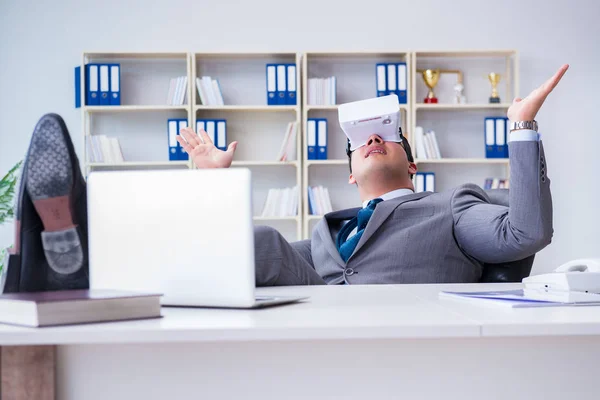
231,161,299,167
84,105,188,112
84,52,188,59
305,51,410,57
88,161,190,168
194,52,298,59
306,160,348,166
253,216,301,222
415,158,509,164
194,105,298,112
306,105,409,111
414,50,517,58
415,104,511,110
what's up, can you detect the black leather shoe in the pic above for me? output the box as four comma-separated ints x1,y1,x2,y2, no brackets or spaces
2,114,89,292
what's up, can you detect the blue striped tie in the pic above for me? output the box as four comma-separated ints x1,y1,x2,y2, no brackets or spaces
336,198,383,262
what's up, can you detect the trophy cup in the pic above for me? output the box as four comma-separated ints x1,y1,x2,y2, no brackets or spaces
488,73,501,103
422,69,440,103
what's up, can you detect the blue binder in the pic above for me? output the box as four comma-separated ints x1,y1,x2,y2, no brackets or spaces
266,64,277,106
395,63,408,104
484,117,496,158
177,119,189,160
424,172,436,192
75,66,81,108
286,64,297,105
99,64,110,106
86,64,99,106
109,64,121,106
205,120,217,146
386,63,397,97
196,119,206,135
215,120,227,151
415,172,425,193
276,64,287,105
376,64,387,97
494,117,508,158
316,119,328,160
167,119,179,161
503,117,510,158
307,119,318,160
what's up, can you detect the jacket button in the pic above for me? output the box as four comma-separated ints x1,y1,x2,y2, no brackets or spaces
344,268,355,276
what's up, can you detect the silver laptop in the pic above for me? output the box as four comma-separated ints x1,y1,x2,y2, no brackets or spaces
87,168,307,309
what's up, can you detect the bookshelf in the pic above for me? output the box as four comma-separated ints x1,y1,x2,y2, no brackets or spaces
81,52,193,177
411,50,517,193
300,50,518,239
81,52,302,241
191,52,302,241
302,51,411,238
80,50,519,243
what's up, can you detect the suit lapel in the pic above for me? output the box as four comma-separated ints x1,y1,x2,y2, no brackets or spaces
317,208,360,267
349,192,432,260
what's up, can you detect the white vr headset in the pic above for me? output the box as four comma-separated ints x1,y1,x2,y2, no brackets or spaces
338,94,402,152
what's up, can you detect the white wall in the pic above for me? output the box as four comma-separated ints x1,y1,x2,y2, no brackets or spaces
1,0,598,274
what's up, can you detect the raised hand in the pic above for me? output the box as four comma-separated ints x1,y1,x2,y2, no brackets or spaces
507,64,569,122
176,127,238,169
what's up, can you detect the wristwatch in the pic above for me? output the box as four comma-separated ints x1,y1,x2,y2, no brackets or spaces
510,120,538,132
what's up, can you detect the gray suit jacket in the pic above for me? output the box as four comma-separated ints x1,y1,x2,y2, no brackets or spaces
293,140,553,284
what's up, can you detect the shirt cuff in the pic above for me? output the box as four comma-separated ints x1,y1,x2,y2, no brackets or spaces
509,129,540,142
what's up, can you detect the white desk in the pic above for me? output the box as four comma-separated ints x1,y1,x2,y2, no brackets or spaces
2,284,600,400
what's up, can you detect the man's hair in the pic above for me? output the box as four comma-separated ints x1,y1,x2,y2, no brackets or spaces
346,128,414,178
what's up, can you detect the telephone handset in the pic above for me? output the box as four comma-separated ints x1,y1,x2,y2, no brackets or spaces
554,258,600,273
523,258,600,293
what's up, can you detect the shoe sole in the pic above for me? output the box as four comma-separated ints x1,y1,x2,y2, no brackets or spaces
25,115,75,232
25,114,83,275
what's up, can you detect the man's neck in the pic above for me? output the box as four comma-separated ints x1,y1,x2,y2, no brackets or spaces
358,182,414,203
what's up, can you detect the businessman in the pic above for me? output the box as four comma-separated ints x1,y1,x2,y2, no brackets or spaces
177,64,569,286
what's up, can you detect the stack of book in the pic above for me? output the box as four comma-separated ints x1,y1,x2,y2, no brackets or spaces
484,178,509,189
166,76,188,105
276,122,298,161
414,127,442,159
0,289,162,327
307,186,333,215
196,76,225,106
308,77,336,105
87,135,125,163
261,186,299,217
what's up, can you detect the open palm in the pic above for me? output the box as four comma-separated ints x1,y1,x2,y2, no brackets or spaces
176,127,238,169
507,64,569,122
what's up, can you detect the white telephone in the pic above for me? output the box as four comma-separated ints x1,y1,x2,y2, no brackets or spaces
523,258,600,293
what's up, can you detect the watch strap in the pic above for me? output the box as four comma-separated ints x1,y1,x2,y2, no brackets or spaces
510,120,538,132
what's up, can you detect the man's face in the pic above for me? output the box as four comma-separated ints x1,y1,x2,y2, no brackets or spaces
348,134,416,186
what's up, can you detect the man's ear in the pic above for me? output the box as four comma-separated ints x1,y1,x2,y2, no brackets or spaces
408,162,417,175
349,173,357,185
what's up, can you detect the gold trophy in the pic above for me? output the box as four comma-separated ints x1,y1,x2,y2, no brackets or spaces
422,69,440,103
488,73,501,103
